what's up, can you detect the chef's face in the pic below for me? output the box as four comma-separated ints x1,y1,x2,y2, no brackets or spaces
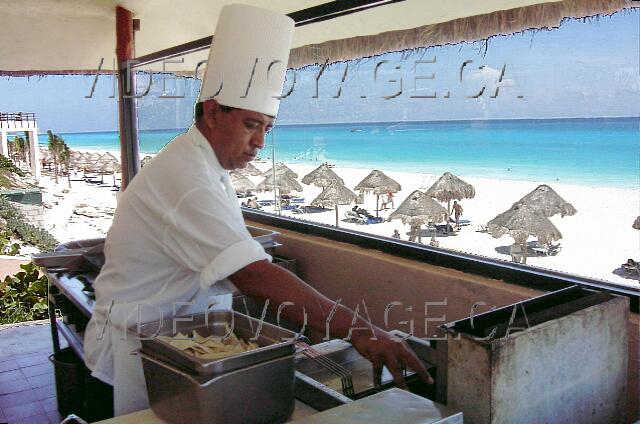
205,100,274,170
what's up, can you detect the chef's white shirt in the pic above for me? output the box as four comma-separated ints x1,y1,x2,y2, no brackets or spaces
84,126,270,411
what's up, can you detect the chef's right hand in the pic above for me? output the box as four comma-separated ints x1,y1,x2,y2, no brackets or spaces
349,327,433,389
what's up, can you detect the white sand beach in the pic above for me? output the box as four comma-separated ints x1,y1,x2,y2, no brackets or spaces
34,152,640,289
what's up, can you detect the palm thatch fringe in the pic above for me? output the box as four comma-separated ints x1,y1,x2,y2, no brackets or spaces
289,0,634,68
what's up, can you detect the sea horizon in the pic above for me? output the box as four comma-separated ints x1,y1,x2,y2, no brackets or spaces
38,117,640,190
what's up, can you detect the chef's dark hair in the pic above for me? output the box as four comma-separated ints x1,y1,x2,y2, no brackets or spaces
194,101,237,121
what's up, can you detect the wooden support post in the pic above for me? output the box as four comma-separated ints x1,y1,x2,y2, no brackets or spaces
115,6,140,190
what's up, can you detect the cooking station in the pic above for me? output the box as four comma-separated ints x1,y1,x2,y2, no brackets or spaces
35,228,629,423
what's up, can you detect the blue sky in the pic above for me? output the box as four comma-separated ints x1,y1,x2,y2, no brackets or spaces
0,10,637,132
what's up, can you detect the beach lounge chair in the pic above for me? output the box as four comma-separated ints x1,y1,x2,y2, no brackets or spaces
344,210,367,224
365,216,385,224
532,243,562,256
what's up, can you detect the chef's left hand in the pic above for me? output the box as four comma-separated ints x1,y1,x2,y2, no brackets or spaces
349,327,433,389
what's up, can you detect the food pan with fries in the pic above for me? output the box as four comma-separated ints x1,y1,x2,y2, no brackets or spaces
132,310,302,376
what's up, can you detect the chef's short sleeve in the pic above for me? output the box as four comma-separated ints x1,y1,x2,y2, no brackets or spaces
162,186,271,289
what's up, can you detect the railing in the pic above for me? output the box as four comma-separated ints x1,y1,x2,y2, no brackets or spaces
0,112,37,129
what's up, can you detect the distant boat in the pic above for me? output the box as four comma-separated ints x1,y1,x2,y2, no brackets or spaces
350,128,363,133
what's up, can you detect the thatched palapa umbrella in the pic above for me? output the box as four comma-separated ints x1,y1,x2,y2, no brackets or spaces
487,202,562,264
262,162,298,179
632,216,640,230
310,180,356,226
243,162,263,176
230,172,256,194
302,164,344,189
425,172,475,231
515,184,576,218
257,172,303,194
99,161,119,186
354,170,401,217
388,190,448,242
141,155,153,167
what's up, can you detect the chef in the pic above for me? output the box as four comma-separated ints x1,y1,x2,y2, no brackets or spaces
84,4,431,416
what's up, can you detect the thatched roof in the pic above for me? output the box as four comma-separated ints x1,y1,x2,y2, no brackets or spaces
141,156,153,167
310,180,356,208
633,216,640,230
515,184,577,218
4,0,632,74
230,173,257,193
354,170,401,195
388,190,448,226
487,202,562,244
302,164,344,188
257,172,303,194
243,162,264,177
99,161,118,173
262,162,298,179
425,172,475,203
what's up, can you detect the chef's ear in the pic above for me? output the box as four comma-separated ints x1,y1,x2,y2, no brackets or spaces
200,99,220,129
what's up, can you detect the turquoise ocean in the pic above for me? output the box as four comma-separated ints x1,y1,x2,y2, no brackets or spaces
42,117,639,189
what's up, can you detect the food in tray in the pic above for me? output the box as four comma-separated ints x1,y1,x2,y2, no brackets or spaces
158,330,259,360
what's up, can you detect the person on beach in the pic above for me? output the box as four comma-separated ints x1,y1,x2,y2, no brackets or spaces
247,197,260,209
84,5,430,416
392,229,401,239
451,201,463,230
385,192,395,209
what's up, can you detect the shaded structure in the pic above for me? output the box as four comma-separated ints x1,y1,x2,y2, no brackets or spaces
515,184,577,218
425,172,475,230
487,202,562,264
389,190,448,242
230,172,257,194
633,216,640,230
302,164,344,189
310,180,356,226
0,112,40,178
354,170,401,217
257,172,303,194
262,162,298,179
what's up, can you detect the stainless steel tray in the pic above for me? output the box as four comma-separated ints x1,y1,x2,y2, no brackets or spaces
133,310,299,376
140,351,295,424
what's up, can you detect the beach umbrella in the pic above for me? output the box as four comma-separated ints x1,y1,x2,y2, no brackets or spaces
354,170,401,217
389,190,448,243
244,162,263,176
230,173,257,194
257,172,303,194
262,162,298,179
99,161,119,186
141,155,153,167
634,216,640,230
515,184,576,218
302,164,344,189
487,202,562,264
97,152,119,165
310,180,356,226
425,172,475,231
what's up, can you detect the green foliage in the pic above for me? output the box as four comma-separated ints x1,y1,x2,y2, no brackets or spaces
0,229,20,255
47,130,70,182
0,196,58,252
0,154,25,177
0,262,48,323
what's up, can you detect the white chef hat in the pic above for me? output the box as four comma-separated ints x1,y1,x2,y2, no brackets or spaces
197,4,295,117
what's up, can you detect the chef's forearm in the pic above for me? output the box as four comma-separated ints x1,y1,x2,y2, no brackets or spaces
229,260,376,340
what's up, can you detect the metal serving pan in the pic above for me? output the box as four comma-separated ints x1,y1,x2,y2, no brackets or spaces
133,310,300,376
140,351,295,424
